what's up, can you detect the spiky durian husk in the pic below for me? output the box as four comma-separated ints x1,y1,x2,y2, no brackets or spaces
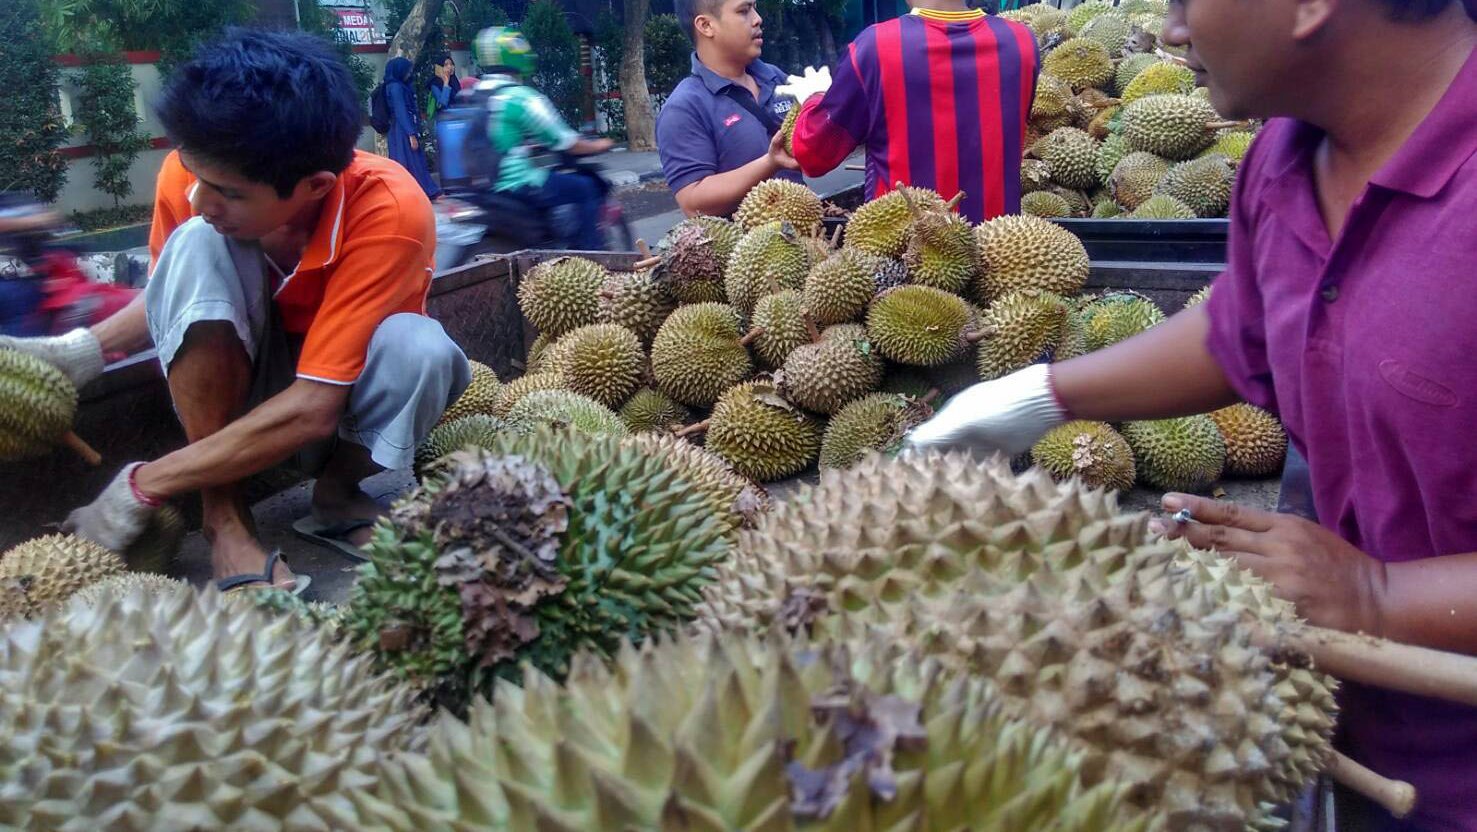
543,323,645,408
650,302,754,407
1031,420,1137,491
1065,0,1113,33
1115,54,1160,94
1042,37,1114,91
975,290,1070,381
66,571,187,608
1097,133,1132,182
1109,151,1172,211
843,187,947,259
1156,154,1235,218
356,631,1151,832
1129,194,1197,219
656,218,734,304
1031,73,1079,132
617,387,690,434
804,248,891,326
0,582,426,829
623,432,770,531
597,269,674,344
749,289,812,369
1183,284,1212,310
1035,127,1103,191
1022,190,1074,218
779,325,884,415
525,334,554,373
975,214,1091,303
903,210,981,294
345,430,729,712
724,221,811,321
1120,62,1196,104
0,534,124,617
1121,416,1227,492
1199,131,1255,167
438,360,501,425
698,452,1321,829
415,414,509,477
517,256,606,339
504,390,629,438
1209,403,1288,478
705,381,822,482
866,285,974,368
819,392,933,470
0,348,77,461
733,179,824,233
1070,291,1167,355
1079,11,1132,55
492,371,565,416
1120,94,1220,160
778,100,800,154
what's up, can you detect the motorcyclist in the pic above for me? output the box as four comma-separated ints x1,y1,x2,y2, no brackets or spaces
0,193,134,339
471,27,614,250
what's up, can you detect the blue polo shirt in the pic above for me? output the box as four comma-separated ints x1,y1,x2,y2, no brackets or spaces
656,53,805,195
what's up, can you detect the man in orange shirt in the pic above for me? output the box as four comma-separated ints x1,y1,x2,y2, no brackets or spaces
0,30,470,592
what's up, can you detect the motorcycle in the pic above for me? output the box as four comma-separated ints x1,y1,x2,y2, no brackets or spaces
0,193,137,339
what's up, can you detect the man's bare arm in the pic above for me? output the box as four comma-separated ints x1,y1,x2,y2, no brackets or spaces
674,131,800,217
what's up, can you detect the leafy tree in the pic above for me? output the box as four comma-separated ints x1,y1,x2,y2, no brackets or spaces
521,0,583,126
642,14,689,97
72,48,150,207
0,0,68,201
38,0,255,76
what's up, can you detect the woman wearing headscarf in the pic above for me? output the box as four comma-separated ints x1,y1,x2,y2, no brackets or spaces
384,56,440,199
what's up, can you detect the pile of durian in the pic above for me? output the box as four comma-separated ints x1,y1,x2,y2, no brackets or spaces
1002,0,1258,220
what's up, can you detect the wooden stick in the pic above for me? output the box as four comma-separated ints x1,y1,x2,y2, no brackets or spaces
674,419,711,439
60,431,101,466
920,388,941,405
945,191,966,212
633,255,663,271
963,328,992,345
1328,751,1416,819
1254,622,1477,709
829,224,843,247
803,315,822,344
636,239,653,259
739,327,765,347
1206,120,1253,131
1155,48,1190,66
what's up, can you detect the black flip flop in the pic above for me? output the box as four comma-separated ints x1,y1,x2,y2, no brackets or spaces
292,516,375,564
216,549,311,596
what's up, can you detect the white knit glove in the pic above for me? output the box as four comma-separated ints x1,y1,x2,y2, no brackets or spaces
776,66,832,101
62,462,157,552
0,328,104,388
903,364,1068,456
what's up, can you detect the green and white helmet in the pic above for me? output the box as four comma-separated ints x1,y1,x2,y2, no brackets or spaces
475,26,537,76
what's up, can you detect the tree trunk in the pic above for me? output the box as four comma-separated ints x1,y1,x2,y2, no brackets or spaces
813,3,838,68
388,0,446,64
619,0,657,151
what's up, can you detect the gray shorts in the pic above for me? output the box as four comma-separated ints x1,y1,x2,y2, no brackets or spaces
144,216,470,472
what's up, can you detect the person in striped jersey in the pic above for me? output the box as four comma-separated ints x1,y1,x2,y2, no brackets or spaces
780,1,1039,223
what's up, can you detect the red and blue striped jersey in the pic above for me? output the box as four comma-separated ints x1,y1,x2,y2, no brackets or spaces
791,13,1039,223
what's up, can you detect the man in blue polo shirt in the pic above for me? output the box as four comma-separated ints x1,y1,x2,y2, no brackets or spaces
657,0,803,217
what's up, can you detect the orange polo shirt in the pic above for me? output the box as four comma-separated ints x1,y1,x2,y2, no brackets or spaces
148,150,436,384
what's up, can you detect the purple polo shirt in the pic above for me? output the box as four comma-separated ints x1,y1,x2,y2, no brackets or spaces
1205,46,1477,831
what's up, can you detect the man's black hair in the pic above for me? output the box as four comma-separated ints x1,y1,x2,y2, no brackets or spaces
675,0,727,45
432,52,453,65
156,29,363,198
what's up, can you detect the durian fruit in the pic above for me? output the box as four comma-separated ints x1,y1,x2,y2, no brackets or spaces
1209,403,1288,478
1156,154,1235,218
1109,151,1172,211
699,452,1311,829
1114,52,1160,93
1129,194,1197,219
1087,103,1121,140
0,348,79,461
1065,0,1113,33
1121,415,1227,491
975,290,1070,381
1074,88,1119,129
0,534,124,617
623,431,770,531
1092,199,1124,218
804,248,891,325
843,186,948,259
777,100,800,154
525,333,555,373
1034,127,1103,190
820,392,934,469
975,214,1091,303
901,199,980,294
749,288,812,369
866,285,977,367
597,268,674,344
650,302,755,407
0,582,426,829
1042,37,1114,92
724,220,812,320
1120,61,1197,104
345,429,729,711
234,587,347,631
438,360,501,425
733,179,824,233
542,323,644,408
1022,157,1055,194
67,571,187,608
1079,11,1132,55
517,256,606,339
1073,291,1167,354
704,381,822,482
415,414,509,476
1200,130,1255,167
123,503,187,574
617,387,690,433
1022,190,1074,218
779,323,884,414
1031,420,1137,491
1050,185,1093,217
504,389,629,438
1183,284,1212,309
491,370,565,416
359,631,1151,832
656,217,739,304
1031,73,1080,132
1120,93,1221,160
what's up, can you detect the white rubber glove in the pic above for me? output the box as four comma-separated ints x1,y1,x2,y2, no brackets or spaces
62,462,158,552
0,327,104,389
776,66,832,102
903,364,1068,456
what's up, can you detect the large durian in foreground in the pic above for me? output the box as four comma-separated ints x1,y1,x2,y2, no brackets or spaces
0,348,80,461
344,429,729,712
699,452,1333,830
0,534,124,617
357,632,1150,832
0,582,426,830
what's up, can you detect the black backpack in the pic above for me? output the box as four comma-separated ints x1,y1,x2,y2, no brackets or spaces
369,82,391,135
434,85,505,189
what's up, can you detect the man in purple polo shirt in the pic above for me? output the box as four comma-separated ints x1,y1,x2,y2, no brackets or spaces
905,0,1477,828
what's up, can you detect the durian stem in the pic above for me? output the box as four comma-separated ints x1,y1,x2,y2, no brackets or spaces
1155,48,1189,66
739,328,765,347
1206,120,1253,131
829,224,843,248
633,256,663,271
945,191,966,212
60,431,102,466
920,388,941,405
804,316,822,344
896,181,922,220
674,419,711,439
1328,751,1417,819
1257,622,1477,708
636,239,653,259
962,328,991,345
